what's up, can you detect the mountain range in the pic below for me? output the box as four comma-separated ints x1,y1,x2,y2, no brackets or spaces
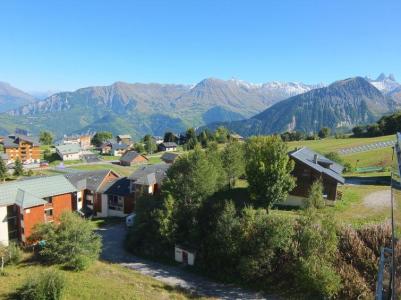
0,79,320,138
206,76,399,136
0,74,399,139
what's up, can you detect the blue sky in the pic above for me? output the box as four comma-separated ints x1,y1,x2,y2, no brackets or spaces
1,0,400,91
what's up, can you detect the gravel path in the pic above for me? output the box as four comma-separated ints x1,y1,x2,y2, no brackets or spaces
98,223,277,300
363,189,392,209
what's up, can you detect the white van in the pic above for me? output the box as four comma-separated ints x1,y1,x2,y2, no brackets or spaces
126,213,136,227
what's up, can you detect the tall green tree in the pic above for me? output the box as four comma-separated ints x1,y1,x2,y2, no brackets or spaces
32,212,101,271
144,135,157,154
185,128,198,150
14,157,24,177
245,136,295,211
39,131,54,145
91,131,112,147
163,132,177,143
222,141,245,189
318,127,331,139
0,158,7,182
305,179,325,209
215,126,229,143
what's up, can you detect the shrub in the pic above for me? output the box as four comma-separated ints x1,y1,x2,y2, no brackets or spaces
17,269,65,300
7,242,22,265
304,180,325,209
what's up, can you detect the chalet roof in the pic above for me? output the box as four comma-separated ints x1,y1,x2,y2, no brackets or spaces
161,152,179,162
128,163,170,186
120,151,147,163
111,143,129,150
0,175,77,208
2,134,40,148
117,134,132,139
64,170,118,192
103,177,131,196
289,147,345,184
56,144,82,155
160,142,177,148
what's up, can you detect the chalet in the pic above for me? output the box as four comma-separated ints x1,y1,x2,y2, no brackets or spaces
1,134,41,163
64,170,119,218
175,245,196,266
284,147,345,207
128,163,170,198
158,142,178,152
0,176,77,246
62,134,91,150
161,152,180,164
152,136,164,145
56,144,83,161
120,151,148,166
102,177,135,217
100,141,129,156
230,133,245,142
116,134,133,146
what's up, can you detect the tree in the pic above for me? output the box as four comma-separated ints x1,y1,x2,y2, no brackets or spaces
91,131,112,147
222,141,245,189
14,158,24,177
305,179,325,209
215,126,229,143
245,136,295,211
39,131,54,145
144,136,157,154
352,126,365,137
32,212,101,271
163,132,177,143
0,158,7,182
185,128,198,150
134,143,145,153
318,127,331,139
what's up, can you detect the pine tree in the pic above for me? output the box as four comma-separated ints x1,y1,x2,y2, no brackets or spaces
13,158,24,177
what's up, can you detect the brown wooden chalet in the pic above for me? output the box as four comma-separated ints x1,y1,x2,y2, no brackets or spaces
285,147,345,206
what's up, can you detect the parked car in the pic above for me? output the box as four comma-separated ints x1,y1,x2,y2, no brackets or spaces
126,213,136,227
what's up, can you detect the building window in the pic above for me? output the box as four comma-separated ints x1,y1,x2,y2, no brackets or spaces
45,209,53,217
108,195,124,211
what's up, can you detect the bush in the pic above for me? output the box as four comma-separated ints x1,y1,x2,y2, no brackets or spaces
17,269,65,300
7,242,22,265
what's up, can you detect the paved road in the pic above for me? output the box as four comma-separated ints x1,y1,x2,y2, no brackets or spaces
97,223,276,300
338,140,396,155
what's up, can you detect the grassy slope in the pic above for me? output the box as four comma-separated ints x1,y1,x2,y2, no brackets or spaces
0,259,203,300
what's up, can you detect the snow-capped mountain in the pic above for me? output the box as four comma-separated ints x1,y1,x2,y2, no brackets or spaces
367,73,400,94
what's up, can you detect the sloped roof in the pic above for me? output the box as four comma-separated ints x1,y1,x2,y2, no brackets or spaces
0,175,77,208
289,147,345,184
120,151,147,163
64,170,118,192
128,163,170,186
111,143,129,150
2,134,40,148
117,134,132,139
103,177,131,196
161,152,179,162
56,144,82,155
160,142,177,148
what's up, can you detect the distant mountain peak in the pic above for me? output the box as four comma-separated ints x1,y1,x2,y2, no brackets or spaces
376,73,396,82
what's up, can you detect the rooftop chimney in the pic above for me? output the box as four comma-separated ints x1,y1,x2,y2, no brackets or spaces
313,154,318,164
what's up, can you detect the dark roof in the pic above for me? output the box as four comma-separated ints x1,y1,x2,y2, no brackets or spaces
2,134,40,148
160,142,177,148
103,177,131,196
120,150,147,163
161,152,179,162
128,163,170,186
64,169,118,192
289,147,345,184
111,143,129,150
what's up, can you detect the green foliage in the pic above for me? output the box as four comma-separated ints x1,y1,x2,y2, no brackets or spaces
91,131,112,147
304,180,325,209
17,269,65,300
245,136,295,210
39,131,54,145
294,210,341,297
222,141,245,189
0,158,7,181
33,212,101,271
280,131,306,142
215,126,229,143
325,151,353,172
133,142,145,153
318,127,331,138
184,128,198,150
163,132,177,143
197,129,214,148
144,137,157,154
14,158,24,176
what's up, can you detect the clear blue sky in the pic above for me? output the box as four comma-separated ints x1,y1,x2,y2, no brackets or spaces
1,0,400,91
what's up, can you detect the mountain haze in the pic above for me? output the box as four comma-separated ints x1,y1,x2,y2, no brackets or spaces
0,79,318,138
206,77,394,136
0,81,37,112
